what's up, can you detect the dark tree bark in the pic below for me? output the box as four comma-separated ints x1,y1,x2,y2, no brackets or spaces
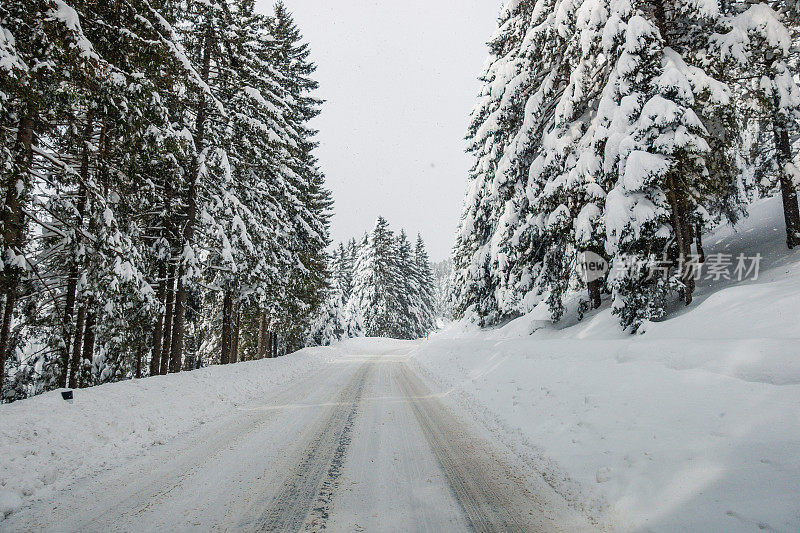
695,223,706,264
667,175,694,306
220,289,233,365
60,263,79,388
80,311,95,387
0,292,16,394
134,343,143,379
256,312,267,360
587,279,602,310
60,112,94,388
774,122,800,249
0,115,34,395
170,24,213,374
231,300,240,364
160,262,175,375
68,306,86,390
149,263,167,376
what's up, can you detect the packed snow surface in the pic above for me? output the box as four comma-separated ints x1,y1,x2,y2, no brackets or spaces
413,195,800,532
0,338,592,531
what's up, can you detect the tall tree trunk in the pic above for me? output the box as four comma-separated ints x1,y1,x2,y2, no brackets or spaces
221,289,233,365
170,24,213,375
68,306,86,389
60,112,94,387
135,343,143,379
256,312,267,359
81,310,95,387
587,279,602,310
695,223,706,264
231,300,240,364
0,114,34,395
60,264,79,388
160,262,175,375
0,292,16,393
149,263,167,376
774,121,800,249
667,175,693,305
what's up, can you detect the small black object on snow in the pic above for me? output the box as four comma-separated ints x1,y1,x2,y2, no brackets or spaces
61,390,73,401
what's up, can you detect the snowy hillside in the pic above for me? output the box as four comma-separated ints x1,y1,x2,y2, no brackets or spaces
412,195,800,531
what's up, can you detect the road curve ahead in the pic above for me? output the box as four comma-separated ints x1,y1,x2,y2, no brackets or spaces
5,346,594,532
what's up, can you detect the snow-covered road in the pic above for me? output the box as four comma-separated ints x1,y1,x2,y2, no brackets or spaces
3,345,592,532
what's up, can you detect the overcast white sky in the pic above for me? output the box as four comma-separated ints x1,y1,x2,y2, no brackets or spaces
254,1,501,261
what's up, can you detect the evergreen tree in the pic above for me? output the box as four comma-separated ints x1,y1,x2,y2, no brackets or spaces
414,235,437,335
267,1,332,352
349,218,400,338
393,231,422,339
0,0,331,400
452,0,538,326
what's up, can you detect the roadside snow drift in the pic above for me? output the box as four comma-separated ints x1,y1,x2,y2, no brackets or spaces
0,345,344,520
413,196,800,532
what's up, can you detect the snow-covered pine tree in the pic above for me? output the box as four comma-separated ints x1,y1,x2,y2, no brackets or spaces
452,0,539,326
713,1,800,249
349,218,402,338
500,0,604,321
393,231,422,339
207,0,301,365
333,242,354,302
432,258,454,322
0,0,115,397
587,1,740,330
306,250,350,347
413,235,437,335
267,1,332,352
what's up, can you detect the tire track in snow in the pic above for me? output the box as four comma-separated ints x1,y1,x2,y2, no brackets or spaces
397,363,558,533
258,361,371,532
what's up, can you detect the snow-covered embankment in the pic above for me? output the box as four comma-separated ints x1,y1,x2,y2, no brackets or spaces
0,345,340,520
413,196,800,532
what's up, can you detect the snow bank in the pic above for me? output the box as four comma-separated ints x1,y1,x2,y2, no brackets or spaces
413,195,800,532
0,345,342,521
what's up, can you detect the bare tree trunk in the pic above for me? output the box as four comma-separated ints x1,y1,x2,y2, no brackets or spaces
231,300,240,364
68,306,86,390
667,175,693,306
774,122,800,249
81,310,95,387
135,343,143,379
60,264,79,388
60,112,94,387
0,114,34,395
267,330,273,359
587,279,602,310
695,223,706,263
0,292,16,393
171,25,213,375
256,312,267,360
149,263,167,376
221,289,233,365
160,262,175,375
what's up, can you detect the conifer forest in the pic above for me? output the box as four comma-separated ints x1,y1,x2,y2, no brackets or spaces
2,1,800,531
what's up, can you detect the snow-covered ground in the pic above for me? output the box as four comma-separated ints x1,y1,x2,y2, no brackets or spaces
1,196,797,531
412,195,800,532
0,344,343,521
0,338,591,531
